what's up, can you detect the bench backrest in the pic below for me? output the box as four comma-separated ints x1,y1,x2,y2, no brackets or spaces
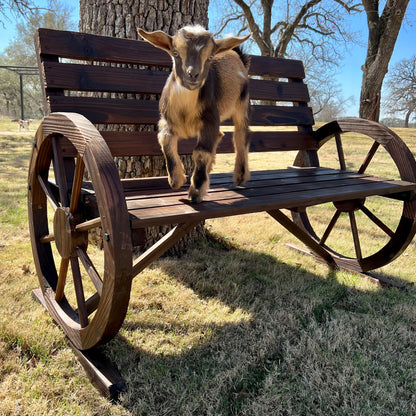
35,28,317,157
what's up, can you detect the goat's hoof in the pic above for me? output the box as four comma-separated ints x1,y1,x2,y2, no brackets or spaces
233,169,250,186
169,173,187,190
188,186,204,204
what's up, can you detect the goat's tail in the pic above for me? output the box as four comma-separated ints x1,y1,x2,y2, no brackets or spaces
233,46,251,70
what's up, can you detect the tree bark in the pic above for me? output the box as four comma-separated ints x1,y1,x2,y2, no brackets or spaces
359,0,410,120
79,0,209,254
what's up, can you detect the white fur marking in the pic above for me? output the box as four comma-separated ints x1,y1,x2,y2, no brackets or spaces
181,25,209,35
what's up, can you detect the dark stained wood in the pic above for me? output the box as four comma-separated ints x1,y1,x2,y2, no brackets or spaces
360,204,395,237
77,247,103,296
36,28,306,80
358,141,380,174
349,212,362,260
41,61,309,102
319,210,341,245
48,96,314,127
71,257,89,328
36,28,172,67
94,130,318,157
107,169,416,228
42,61,169,94
267,209,336,267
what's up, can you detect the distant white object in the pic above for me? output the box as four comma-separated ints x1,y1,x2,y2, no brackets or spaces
17,119,32,131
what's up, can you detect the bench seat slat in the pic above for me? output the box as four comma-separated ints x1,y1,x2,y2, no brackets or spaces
126,173,409,208
81,168,416,228
122,173,376,200
42,62,310,102
118,167,340,193
127,178,416,228
48,96,314,126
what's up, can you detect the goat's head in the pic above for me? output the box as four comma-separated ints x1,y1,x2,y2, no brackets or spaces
138,25,250,90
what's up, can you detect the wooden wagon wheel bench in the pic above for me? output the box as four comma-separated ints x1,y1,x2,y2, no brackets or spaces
28,28,416,397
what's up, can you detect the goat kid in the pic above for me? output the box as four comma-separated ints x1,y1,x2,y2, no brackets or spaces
138,25,251,203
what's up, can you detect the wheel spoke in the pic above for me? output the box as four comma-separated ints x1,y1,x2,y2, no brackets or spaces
37,174,58,212
40,233,55,243
69,155,85,214
82,293,100,316
55,257,69,301
319,209,341,245
52,136,70,207
360,204,395,238
349,212,362,260
358,141,380,174
76,247,103,296
335,133,346,170
75,217,102,233
70,257,89,328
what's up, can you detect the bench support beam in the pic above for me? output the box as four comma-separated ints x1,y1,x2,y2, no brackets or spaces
267,209,337,268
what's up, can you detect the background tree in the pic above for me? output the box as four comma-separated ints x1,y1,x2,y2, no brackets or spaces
384,55,416,127
79,0,209,251
0,0,39,24
213,0,361,61
359,0,410,121
211,0,360,117
0,0,74,118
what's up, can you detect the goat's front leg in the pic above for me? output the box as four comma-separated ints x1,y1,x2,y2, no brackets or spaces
189,129,223,204
232,107,251,186
158,119,186,189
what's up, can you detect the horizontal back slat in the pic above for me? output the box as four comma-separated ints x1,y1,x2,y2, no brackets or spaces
42,61,310,102
36,28,172,67
49,96,159,124
42,62,169,95
36,28,306,80
249,55,305,79
49,96,314,126
60,130,317,157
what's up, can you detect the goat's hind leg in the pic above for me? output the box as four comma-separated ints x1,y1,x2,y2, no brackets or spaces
232,111,250,186
158,124,186,190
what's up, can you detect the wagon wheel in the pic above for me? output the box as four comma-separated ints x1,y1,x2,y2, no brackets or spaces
292,118,416,272
28,112,133,350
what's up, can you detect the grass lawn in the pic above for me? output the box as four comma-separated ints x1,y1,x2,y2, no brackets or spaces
1,118,416,415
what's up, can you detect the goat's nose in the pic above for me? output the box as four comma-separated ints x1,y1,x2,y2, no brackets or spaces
186,67,199,80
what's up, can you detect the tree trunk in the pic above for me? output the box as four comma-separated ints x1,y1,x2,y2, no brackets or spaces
79,0,209,254
359,0,410,121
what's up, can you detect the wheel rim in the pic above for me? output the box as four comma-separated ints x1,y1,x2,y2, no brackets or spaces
292,119,416,272
28,114,132,350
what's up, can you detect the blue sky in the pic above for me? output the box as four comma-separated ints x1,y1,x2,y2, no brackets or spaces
1,0,415,117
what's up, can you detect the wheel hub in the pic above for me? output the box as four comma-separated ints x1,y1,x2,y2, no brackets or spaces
333,198,365,212
53,207,88,258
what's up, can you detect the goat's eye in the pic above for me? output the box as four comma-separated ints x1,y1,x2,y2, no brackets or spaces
208,55,214,61
173,50,179,57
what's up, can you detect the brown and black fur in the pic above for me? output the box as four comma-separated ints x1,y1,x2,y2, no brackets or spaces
138,25,251,203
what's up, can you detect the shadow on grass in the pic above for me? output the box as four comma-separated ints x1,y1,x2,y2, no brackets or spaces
100,235,416,415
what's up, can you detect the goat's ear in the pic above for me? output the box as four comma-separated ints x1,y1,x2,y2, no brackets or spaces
137,28,173,54
214,33,251,54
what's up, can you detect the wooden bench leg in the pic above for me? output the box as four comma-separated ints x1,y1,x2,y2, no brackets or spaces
267,209,337,268
32,288,126,400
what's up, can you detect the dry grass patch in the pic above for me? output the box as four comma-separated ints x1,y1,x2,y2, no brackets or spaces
1,122,416,415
